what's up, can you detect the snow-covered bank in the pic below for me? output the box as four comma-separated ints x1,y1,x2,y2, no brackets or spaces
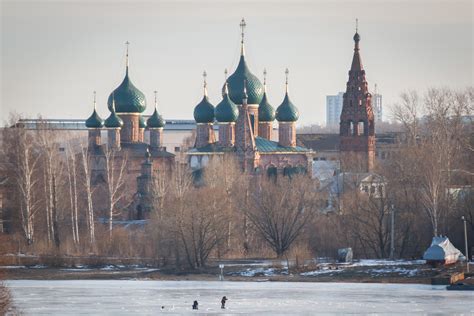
7,280,473,315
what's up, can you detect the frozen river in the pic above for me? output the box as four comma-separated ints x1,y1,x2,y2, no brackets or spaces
7,280,474,315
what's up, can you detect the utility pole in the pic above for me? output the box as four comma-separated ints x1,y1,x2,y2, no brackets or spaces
461,216,469,272
390,204,395,260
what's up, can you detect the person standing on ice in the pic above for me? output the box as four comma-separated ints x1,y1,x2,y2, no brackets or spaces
221,296,227,309
192,300,198,310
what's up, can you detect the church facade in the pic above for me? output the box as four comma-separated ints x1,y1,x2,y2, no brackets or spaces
187,19,313,177
84,44,174,219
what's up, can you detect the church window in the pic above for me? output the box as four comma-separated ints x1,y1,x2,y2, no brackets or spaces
358,121,365,136
250,114,255,133
267,166,277,179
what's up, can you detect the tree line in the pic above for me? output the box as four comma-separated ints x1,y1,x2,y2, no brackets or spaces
0,87,472,268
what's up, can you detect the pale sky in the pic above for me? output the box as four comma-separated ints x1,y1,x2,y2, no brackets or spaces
1,0,473,126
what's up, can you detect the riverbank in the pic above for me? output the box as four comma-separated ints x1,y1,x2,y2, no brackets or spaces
2,259,468,284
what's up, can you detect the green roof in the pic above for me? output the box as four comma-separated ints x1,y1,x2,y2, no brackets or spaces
188,138,310,154
224,55,263,105
193,95,215,123
255,137,309,152
147,108,165,128
104,110,123,128
215,87,238,122
276,93,299,122
107,69,147,113
85,109,104,128
258,92,275,122
188,143,234,154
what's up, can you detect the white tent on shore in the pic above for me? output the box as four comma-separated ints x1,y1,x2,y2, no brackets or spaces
423,236,465,265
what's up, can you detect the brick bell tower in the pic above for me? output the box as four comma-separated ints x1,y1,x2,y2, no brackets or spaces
339,20,375,173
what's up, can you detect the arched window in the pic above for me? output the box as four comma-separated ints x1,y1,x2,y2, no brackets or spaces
283,165,293,177
267,165,277,179
349,121,354,136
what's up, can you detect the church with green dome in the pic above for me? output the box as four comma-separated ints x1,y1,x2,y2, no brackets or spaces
188,19,313,176
83,44,174,220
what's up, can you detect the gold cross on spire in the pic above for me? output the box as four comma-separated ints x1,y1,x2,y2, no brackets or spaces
154,90,158,108
356,18,358,32
240,18,246,43
224,68,228,81
93,91,97,110
240,18,246,56
125,41,130,69
285,68,289,94
263,68,267,93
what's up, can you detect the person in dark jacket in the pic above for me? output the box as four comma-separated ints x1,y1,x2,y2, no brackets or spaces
221,296,227,309
192,300,198,310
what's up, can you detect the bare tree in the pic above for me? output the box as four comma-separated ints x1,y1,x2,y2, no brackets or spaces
65,142,80,245
392,90,420,145
202,155,242,252
340,180,391,258
4,125,41,245
80,146,96,246
103,148,127,239
247,176,319,257
178,186,228,268
37,123,63,248
392,87,472,237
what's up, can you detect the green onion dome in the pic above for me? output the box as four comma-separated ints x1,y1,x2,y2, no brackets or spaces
85,109,104,128
258,92,275,122
215,83,238,123
104,106,123,128
107,68,147,113
193,92,215,123
147,108,165,128
139,115,147,128
276,92,299,122
223,54,264,105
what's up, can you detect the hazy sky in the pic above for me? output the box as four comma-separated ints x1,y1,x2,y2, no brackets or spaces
1,0,473,126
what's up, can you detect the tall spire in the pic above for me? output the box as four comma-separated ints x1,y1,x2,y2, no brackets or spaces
125,41,130,75
154,90,158,109
263,68,267,93
351,20,363,71
240,18,246,56
203,70,208,96
93,91,97,110
353,19,360,49
285,68,289,94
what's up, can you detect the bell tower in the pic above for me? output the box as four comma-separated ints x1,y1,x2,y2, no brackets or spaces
340,20,375,172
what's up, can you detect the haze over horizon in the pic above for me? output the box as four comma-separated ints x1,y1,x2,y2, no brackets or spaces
1,0,472,127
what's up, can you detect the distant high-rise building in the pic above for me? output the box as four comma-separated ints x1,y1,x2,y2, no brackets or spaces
372,84,383,122
326,92,344,127
327,88,382,126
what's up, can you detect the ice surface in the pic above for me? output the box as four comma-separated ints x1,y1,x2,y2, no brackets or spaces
6,280,473,315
